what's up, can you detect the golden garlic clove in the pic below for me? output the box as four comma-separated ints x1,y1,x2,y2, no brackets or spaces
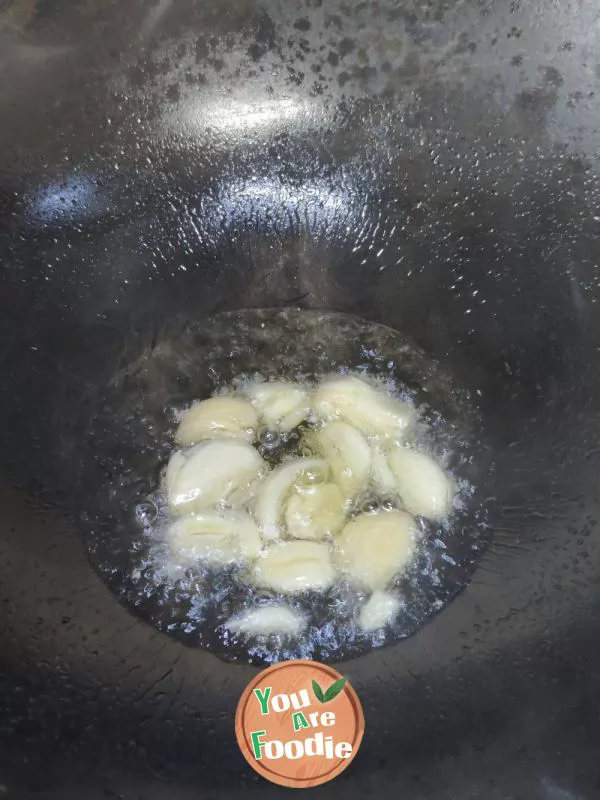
371,446,398,495
334,510,416,591
247,380,311,433
254,458,328,541
316,421,372,498
285,483,346,541
165,439,265,514
388,446,454,521
163,449,186,496
175,396,258,446
313,375,414,439
226,605,307,637
359,590,402,631
253,540,336,593
169,508,262,564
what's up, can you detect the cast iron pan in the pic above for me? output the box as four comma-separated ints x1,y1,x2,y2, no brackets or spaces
1,0,600,798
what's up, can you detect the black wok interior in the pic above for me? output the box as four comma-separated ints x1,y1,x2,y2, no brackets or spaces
2,0,600,797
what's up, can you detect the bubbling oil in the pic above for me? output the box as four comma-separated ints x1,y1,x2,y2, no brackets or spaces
81,309,490,665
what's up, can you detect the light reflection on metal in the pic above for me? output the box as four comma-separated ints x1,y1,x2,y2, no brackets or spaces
166,95,323,138
30,175,97,223
203,175,365,241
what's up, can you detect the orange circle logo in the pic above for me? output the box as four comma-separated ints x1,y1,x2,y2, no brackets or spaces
235,659,365,788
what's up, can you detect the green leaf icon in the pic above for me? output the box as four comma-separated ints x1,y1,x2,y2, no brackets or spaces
312,679,325,703
323,677,347,702
312,677,347,703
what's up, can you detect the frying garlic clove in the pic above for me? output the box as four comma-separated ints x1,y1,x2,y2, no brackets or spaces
254,458,329,541
226,605,306,637
359,590,401,631
388,446,454,521
176,396,258,446
313,375,414,439
334,510,416,591
285,483,346,541
253,540,336,593
247,380,311,433
316,421,372,499
371,446,398,495
166,440,265,514
164,449,186,496
169,509,262,564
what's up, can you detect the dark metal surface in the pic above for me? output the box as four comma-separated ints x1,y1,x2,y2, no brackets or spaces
1,0,600,797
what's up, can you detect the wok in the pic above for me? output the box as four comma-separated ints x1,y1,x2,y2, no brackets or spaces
1,0,599,797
